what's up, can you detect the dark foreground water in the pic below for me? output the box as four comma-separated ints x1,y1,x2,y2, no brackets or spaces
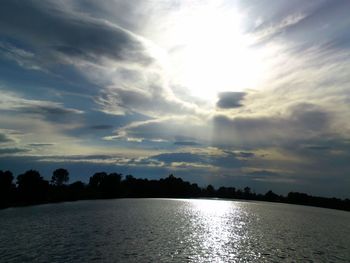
0,199,349,262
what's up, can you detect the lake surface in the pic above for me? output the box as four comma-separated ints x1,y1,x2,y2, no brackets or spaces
0,199,349,262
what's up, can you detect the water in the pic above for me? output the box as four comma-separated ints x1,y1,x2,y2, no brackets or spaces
0,199,349,262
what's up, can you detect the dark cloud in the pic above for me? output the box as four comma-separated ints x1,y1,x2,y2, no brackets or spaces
216,92,246,109
113,102,332,148
209,152,246,169
19,104,82,116
0,0,152,65
174,135,197,141
28,143,55,147
247,170,280,177
0,92,84,122
244,170,296,184
64,0,146,32
39,154,119,161
0,133,13,143
236,152,255,158
304,145,331,151
0,148,30,155
5,101,84,123
289,103,329,132
174,141,200,146
0,0,196,119
212,103,331,147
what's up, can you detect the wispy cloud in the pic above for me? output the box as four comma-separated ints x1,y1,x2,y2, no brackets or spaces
0,147,30,155
0,132,14,143
0,90,83,121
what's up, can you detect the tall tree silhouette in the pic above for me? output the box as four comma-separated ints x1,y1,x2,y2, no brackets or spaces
89,172,122,198
51,168,69,186
17,170,49,204
0,170,15,207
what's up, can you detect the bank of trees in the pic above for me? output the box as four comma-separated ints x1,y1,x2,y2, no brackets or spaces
0,169,349,211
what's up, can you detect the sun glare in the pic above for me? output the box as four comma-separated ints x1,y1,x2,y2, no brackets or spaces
167,3,267,101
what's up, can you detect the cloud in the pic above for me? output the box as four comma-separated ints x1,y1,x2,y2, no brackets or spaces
212,102,333,147
3,0,215,121
96,82,200,117
174,141,200,146
0,90,83,121
111,101,335,150
19,103,83,116
247,169,281,177
303,145,331,151
28,143,55,147
0,148,30,155
151,149,250,170
252,12,308,44
0,133,14,143
0,1,350,198
152,152,206,164
236,152,255,158
1,0,205,119
106,116,209,143
245,169,296,183
0,0,152,66
1,143,349,197
216,92,246,109
106,101,336,150
240,0,350,46
0,42,40,71
17,148,254,173
90,125,114,130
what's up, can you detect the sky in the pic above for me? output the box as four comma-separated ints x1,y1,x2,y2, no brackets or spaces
0,0,350,198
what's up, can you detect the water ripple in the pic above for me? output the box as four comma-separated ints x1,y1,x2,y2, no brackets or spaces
0,199,349,262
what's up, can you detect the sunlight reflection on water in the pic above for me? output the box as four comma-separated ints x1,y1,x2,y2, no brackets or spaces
184,199,260,262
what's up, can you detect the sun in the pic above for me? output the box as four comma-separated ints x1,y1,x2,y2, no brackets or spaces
163,2,268,101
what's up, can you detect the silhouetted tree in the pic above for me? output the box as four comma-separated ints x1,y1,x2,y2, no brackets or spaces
190,183,201,197
51,168,69,186
88,172,122,198
89,172,107,189
17,170,49,204
205,184,215,197
264,190,280,202
287,192,310,204
243,186,252,199
0,170,15,207
68,181,86,200
217,187,236,199
161,174,187,197
70,181,85,189
101,173,122,197
0,168,349,211
235,189,243,198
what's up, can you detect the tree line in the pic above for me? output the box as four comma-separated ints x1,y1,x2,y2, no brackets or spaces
0,169,349,211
